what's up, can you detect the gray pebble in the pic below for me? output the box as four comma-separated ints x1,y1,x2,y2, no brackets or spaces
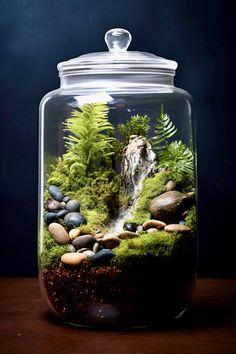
56,209,68,219
66,199,80,212
91,249,115,266
83,250,95,258
136,225,143,233
67,245,77,253
63,196,71,203
64,212,87,230
45,212,58,225
48,185,64,202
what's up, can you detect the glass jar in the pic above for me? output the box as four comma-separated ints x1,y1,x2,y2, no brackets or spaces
38,28,196,328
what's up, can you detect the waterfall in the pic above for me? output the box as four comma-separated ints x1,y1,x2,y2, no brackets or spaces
109,135,156,234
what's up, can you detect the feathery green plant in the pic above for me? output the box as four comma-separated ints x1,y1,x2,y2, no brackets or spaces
48,103,116,190
64,103,115,176
152,104,177,151
152,105,194,189
159,141,195,187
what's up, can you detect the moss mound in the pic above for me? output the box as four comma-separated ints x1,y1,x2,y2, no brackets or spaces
112,230,192,265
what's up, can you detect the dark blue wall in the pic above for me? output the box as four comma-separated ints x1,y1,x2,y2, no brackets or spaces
0,0,235,276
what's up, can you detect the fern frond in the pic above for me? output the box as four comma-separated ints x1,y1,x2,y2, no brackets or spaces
159,140,195,188
63,102,115,177
152,105,177,151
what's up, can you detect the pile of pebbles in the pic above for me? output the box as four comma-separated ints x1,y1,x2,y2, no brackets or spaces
45,184,194,267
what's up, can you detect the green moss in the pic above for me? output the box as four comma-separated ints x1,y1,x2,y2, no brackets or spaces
113,231,184,265
40,228,68,268
129,171,169,224
185,205,196,231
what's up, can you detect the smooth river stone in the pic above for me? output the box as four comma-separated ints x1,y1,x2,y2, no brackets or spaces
165,180,177,191
45,198,64,212
101,236,121,249
64,212,87,229
72,235,96,250
146,228,159,233
92,242,100,253
61,252,87,266
48,185,65,202
164,224,191,234
45,212,58,226
91,249,115,266
69,228,81,240
83,250,95,258
150,191,187,223
67,244,76,253
56,209,68,219
142,219,166,231
117,231,138,239
123,222,139,232
66,199,80,212
48,223,70,244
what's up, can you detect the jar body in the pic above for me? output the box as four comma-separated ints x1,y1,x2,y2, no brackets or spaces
38,84,196,328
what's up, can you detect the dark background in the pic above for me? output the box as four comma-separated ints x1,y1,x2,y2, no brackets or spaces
0,0,235,277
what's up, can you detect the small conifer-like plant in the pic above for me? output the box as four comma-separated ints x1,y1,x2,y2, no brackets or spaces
118,114,150,145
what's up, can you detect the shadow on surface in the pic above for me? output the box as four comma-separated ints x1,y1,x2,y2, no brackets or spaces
42,302,234,332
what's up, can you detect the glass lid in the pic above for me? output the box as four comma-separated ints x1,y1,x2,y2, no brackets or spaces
57,28,177,75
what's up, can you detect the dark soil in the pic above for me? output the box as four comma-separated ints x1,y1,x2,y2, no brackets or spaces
41,256,196,328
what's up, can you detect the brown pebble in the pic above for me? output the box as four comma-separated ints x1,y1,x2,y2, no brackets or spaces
61,252,87,266
95,233,104,240
48,223,70,244
165,180,177,191
117,231,138,239
164,224,191,233
101,236,121,249
146,228,159,233
142,219,166,231
45,198,64,212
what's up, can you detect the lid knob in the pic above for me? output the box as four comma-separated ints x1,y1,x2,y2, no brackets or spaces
105,28,132,52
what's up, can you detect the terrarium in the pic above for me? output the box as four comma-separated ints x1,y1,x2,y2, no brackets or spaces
38,28,197,328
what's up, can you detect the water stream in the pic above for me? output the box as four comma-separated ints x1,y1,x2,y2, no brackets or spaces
109,136,156,234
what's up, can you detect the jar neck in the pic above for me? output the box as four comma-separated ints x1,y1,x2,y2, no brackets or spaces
60,72,174,90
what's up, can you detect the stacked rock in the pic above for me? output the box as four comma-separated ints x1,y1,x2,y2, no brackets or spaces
45,185,87,228
45,185,116,267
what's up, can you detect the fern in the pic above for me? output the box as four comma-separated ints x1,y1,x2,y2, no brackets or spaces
159,140,195,187
63,103,115,176
48,103,116,191
152,104,177,151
